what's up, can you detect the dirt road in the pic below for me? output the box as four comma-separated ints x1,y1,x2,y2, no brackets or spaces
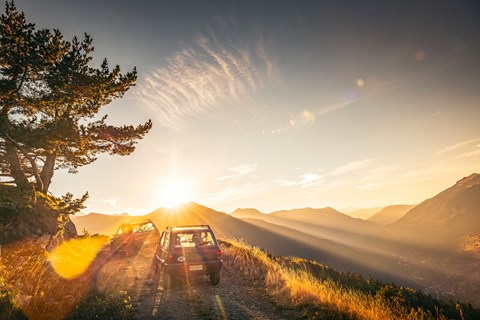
93,242,301,320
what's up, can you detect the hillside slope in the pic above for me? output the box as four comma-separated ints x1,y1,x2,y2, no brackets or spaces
368,204,416,225
383,173,480,248
233,207,381,249
71,213,129,236
346,207,383,220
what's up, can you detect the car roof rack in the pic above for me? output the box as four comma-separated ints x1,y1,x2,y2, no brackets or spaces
166,224,211,230
120,219,153,226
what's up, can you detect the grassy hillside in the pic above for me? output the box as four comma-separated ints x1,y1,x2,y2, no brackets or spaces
221,239,480,320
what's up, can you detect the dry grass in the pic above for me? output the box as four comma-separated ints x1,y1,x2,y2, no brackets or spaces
0,235,473,319
0,235,127,320
463,233,480,254
221,239,462,320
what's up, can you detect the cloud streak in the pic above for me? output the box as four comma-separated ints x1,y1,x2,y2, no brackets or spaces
274,172,325,189
204,162,268,207
202,177,269,207
217,163,259,181
136,31,279,129
90,197,120,206
431,137,480,156
330,159,376,175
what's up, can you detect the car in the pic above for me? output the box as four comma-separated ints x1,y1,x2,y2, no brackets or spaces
110,219,159,256
155,224,222,288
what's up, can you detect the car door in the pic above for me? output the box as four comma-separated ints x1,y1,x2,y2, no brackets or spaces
156,230,170,265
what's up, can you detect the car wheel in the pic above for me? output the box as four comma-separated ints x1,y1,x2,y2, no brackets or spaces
163,272,172,289
210,271,220,285
154,261,160,276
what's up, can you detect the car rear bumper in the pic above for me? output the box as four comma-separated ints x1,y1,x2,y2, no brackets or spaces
165,260,222,276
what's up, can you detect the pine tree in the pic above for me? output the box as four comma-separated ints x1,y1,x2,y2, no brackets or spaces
0,1,152,204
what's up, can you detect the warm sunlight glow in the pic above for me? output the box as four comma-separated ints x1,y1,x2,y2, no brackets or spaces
158,179,193,208
48,236,108,279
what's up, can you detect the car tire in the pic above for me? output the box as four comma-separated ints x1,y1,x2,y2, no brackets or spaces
154,261,160,276
210,271,220,285
163,272,172,289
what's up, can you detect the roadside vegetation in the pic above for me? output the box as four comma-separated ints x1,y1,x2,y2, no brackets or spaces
0,3,150,317
2,234,480,319
0,234,133,320
220,239,480,320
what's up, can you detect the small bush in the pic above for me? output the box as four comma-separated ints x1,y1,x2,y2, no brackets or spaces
67,290,135,320
0,185,32,223
0,290,28,320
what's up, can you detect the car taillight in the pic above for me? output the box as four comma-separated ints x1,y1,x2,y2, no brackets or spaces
216,250,222,260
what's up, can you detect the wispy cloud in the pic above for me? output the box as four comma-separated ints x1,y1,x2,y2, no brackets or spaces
217,163,259,181
431,137,480,156
274,172,324,189
136,28,279,129
90,197,120,206
299,173,323,188
330,159,376,175
274,179,298,187
356,181,397,190
202,177,269,206
453,148,480,160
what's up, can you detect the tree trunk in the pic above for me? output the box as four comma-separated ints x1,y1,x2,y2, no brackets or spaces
40,151,56,193
4,139,31,190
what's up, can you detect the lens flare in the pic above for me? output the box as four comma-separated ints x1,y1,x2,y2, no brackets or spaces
415,51,425,61
301,110,316,126
356,78,365,88
48,236,108,279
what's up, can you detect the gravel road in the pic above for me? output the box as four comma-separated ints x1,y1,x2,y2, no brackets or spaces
93,242,302,319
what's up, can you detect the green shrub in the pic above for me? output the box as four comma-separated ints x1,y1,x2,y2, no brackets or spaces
67,290,135,320
0,185,31,222
0,290,28,320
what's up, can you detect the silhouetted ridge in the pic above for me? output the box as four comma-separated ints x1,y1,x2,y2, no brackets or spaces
231,208,264,218
384,173,480,248
368,205,416,225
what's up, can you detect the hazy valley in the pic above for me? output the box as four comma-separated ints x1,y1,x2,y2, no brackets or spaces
73,173,480,307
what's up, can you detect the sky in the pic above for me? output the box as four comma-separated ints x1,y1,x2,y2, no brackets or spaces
11,0,480,215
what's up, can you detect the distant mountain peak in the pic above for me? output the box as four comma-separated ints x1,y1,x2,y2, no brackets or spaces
456,173,480,187
231,208,265,219
231,208,263,215
384,173,480,248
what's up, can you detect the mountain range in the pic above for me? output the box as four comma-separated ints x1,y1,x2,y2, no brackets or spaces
72,173,480,305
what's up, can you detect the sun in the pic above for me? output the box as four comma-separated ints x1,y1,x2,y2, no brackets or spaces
158,180,192,208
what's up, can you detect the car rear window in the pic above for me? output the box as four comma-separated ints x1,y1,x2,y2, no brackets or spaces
173,231,215,248
116,221,156,235
136,222,155,232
